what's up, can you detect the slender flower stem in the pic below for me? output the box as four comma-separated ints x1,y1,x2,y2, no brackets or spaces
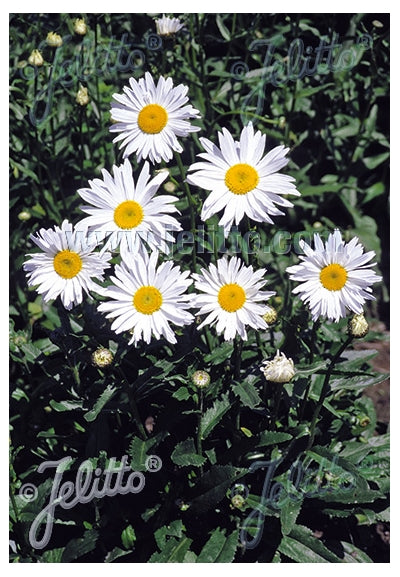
271,385,283,431
118,367,147,440
233,336,243,380
197,389,204,474
306,335,353,450
174,151,197,270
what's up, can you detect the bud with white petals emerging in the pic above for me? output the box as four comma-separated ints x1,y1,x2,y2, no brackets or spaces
74,18,87,36
46,32,63,47
28,49,44,67
348,313,369,338
191,370,210,388
261,350,295,383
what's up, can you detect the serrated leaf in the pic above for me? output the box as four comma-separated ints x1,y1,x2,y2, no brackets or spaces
148,537,192,563
49,399,83,412
200,393,231,440
171,438,206,467
128,432,167,471
232,377,262,408
84,385,117,422
330,372,388,392
257,431,292,447
172,386,191,401
341,541,373,562
190,465,247,513
121,525,136,549
155,520,185,549
279,524,342,563
61,530,98,562
280,491,303,535
203,342,233,365
40,548,65,562
105,547,132,563
196,527,239,563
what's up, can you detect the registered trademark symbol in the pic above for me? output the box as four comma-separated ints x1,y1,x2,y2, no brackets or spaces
145,455,162,472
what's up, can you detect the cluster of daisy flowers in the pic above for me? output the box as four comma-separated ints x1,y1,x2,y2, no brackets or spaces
24,63,382,347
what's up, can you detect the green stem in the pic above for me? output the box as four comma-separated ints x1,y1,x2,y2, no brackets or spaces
197,389,204,473
306,336,353,450
271,385,283,431
118,368,147,440
174,151,197,270
233,336,243,380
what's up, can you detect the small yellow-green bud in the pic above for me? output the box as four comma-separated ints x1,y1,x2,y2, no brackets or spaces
28,49,44,67
76,84,90,106
18,210,32,221
357,415,371,428
46,32,63,48
263,306,278,325
163,181,177,193
74,18,87,36
191,370,210,388
91,347,113,368
231,494,246,509
348,313,369,338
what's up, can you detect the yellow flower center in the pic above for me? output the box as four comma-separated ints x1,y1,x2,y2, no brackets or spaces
137,104,168,134
133,286,163,315
53,250,82,279
218,283,246,312
114,200,144,229
225,163,259,195
319,263,348,291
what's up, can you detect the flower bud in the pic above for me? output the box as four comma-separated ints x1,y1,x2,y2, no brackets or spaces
46,32,63,48
348,313,369,338
18,210,32,221
261,350,295,383
263,306,278,325
155,15,184,37
191,370,210,388
163,181,177,193
74,18,87,36
28,49,44,67
231,494,246,509
76,84,90,106
91,347,113,368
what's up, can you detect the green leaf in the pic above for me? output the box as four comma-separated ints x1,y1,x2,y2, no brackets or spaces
84,385,117,422
155,520,185,549
296,83,335,98
257,431,292,447
363,151,389,169
341,542,373,562
330,372,388,392
148,537,193,563
216,14,230,40
61,530,98,562
171,438,206,467
203,342,233,365
200,393,231,440
128,432,167,472
40,548,65,563
172,386,191,401
280,491,303,535
196,527,239,563
104,547,132,563
232,376,262,408
279,524,342,563
190,465,247,513
49,399,83,412
121,525,136,549
299,182,343,197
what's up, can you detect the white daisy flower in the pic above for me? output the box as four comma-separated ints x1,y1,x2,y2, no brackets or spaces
98,250,194,345
23,220,111,310
155,14,185,36
75,159,181,259
109,72,201,164
186,122,300,237
192,256,276,341
286,229,382,322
